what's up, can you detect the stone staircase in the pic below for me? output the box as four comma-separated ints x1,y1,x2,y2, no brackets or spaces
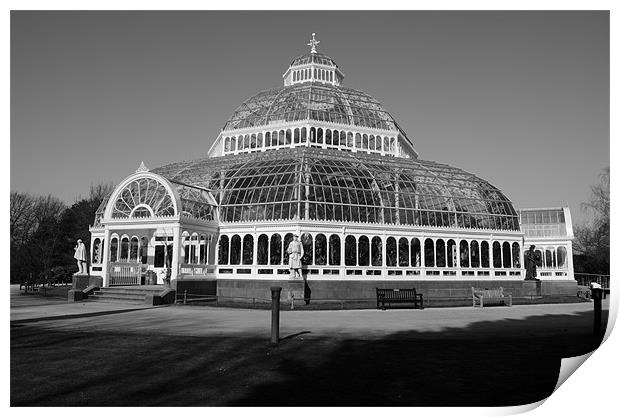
88,286,173,305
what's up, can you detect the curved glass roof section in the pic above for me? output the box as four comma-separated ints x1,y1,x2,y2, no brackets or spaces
154,148,519,231
290,52,338,67
222,82,402,133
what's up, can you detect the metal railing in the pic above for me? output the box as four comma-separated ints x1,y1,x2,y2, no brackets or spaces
574,273,610,289
109,262,142,286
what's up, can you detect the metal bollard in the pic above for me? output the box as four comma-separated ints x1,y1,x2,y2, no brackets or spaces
183,290,187,305
592,287,603,336
271,287,282,344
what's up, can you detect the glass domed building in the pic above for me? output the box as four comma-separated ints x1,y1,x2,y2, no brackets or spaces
88,35,576,303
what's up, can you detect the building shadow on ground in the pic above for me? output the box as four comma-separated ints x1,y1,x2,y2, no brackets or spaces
10,308,607,407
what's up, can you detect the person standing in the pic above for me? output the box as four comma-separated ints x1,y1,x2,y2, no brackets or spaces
287,234,304,279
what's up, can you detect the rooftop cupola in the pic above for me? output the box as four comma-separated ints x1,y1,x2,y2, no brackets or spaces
283,33,345,87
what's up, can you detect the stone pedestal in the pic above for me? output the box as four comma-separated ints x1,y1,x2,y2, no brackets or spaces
522,280,542,297
71,273,90,291
68,289,84,302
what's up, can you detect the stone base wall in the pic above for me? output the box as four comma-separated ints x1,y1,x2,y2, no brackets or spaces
216,279,578,303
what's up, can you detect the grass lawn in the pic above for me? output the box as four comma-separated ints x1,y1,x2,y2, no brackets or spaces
11,306,606,407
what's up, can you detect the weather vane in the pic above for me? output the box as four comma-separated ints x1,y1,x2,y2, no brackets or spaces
307,32,320,54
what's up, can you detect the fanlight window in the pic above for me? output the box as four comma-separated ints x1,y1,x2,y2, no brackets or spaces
111,177,176,219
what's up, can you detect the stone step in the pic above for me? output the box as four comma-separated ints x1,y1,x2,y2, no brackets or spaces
92,291,146,300
88,286,173,305
87,295,146,305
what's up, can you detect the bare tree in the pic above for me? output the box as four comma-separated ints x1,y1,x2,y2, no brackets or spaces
10,192,37,247
574,167,610,274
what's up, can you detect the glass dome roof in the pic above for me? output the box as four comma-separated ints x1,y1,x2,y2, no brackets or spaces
290,52,339,67
153,147,519,231
222,82,407,135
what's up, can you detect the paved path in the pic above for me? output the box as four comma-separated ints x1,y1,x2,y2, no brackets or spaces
10,285,607,340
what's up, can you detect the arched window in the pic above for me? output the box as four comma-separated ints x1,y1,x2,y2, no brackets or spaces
265,132,271,147
398,237,409,267
286,129,292,145
112,177,176,219
310,127,316,143
376,135,382,151
340,131,346,146
190,234,199,264
257,133,263,148
493,242,502,268
411,238,421,267
110,237,119,262
270,234,282,265
225,137,231,152
244,134,250,149
347,132,354,148
283,233,294,266
384,136,389,152
314,68,317,79
390,137,396,152
230,235,241,265
199,235,206,264
317,128,324,144
120,237,129,261
362,134,369,150
424,239,435,267
470,240,480,268
358,236,370,266
278,130,285,145
371,237,382,266
218,235,229,265
460,240,469,268
332,130,339,146
301,127,307,143
355,133,362,148
447,239,457,268
127,237,138,263
345,236,357,266
231,136,237,151
294,128,300,144
369,135,375,151
301,233,313,265
436,239,446,267
315,234,327,265
386,237,397,267
481,241,490,268
502,242,512,268
92,238,101,264
250,134,257,149
329,234,341,265
325,129,332,145
545,248,554,268
182,233,190,264
557,246,567,268
257,234,269,265
512,243,521,268
242,235,253,265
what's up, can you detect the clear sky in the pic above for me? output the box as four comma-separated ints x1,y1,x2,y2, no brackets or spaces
10,10,609,225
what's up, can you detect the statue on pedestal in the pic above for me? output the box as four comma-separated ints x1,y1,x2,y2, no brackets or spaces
287,234,304,279
525,244,538,281
74,239,88,275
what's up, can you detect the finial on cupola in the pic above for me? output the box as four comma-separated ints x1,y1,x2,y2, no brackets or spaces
135,161,149,173
307,32,320,54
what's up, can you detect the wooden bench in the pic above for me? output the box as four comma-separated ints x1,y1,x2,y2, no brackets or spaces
376,288,424,310
472,287,512,307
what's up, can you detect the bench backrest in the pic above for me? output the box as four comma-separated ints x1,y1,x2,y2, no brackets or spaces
472,287,505,298
377,288,418,299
